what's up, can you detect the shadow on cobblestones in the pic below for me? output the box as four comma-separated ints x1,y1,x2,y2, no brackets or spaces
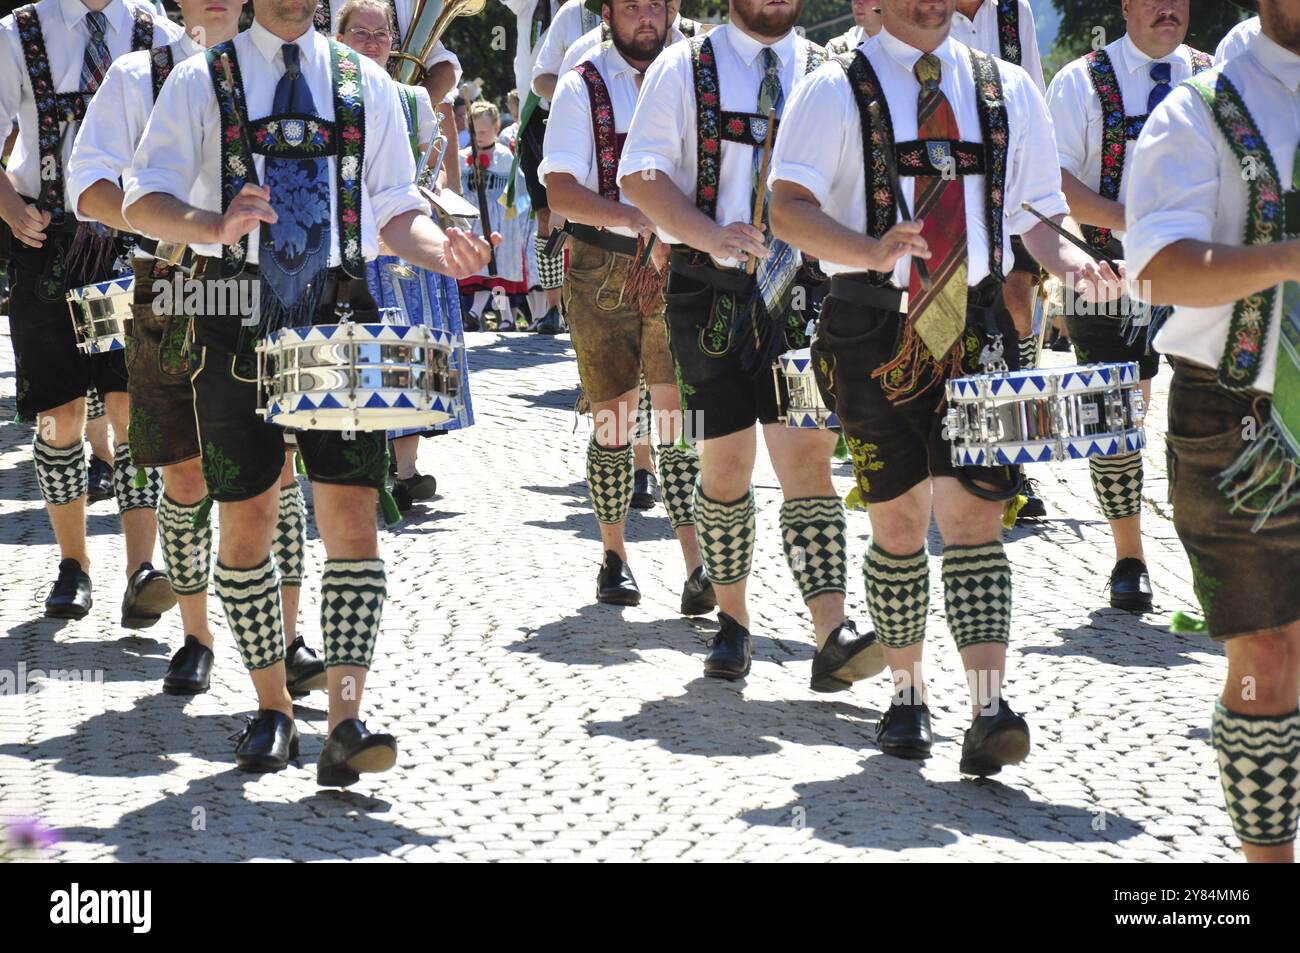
507,387,580,411
510,604,713,668
1024,609,1212,668
465,335,575,372
1,624,169,678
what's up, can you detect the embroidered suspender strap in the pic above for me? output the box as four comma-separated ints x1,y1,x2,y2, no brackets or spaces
1083,46,1214,252
894,139,986,177
313,0,331,34
130,7,153,51
969,48,1008,281
837,50,898,285
330,41,366,279
1187,67,1282,391
575,61,622,201
805,44,825,73
207,41,255,276
149,45,175,104
399,85,420,161
995,0,1021,65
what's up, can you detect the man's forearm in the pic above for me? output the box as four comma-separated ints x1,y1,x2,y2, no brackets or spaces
79,180,131,233
123,192,221,245
1020,215,1096,281
0,172,31,227
546,176,631,229
1138,239,1300,308
620,171,719,251
1061,170,1125,233
532,73,557,102
380,208,455,276
771,187,871,270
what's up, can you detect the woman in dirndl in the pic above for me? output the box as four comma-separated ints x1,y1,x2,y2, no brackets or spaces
337,0,475,512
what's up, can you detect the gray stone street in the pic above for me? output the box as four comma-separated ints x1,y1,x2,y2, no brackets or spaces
0,319,1238,862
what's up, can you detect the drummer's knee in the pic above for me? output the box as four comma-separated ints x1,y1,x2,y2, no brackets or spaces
313,483,379,559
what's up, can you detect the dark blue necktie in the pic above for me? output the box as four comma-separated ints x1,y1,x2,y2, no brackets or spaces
261,43,330,325
1148,61,1172,113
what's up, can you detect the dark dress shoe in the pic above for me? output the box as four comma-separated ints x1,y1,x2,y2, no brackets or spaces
1108,557,1154,613
704,611,752,680
680,565,716,616
630,469,656,510
534,307,564,335
1016,477,1047,521
285,636,327,697
231,709,299,773
44,558,92,619
86,455,113,503
391,481,414,513
403,471,437,501
876,690,933,760
317,718,398,787
597,550,641,606
121,562,177,629
960,699,1031,777
163,634,213,695
810,619,885,693
463,311,481,332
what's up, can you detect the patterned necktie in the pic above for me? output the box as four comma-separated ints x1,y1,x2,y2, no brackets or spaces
908,53,967,361
753,46,795,306
261,43,331,326
81,11,110,93
1148,61,1172,113
752,46,783,211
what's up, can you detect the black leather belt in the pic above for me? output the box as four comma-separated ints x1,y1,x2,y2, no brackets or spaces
668,248,754,294
195,256,260,278
567,223,638,257
828,273,909,312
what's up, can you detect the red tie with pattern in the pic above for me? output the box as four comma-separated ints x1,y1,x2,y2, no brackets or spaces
908,53,968,361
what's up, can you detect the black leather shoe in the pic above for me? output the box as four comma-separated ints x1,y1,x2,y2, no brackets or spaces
534,307,564,335
704,611,752,680
597,550,641,606
680,565,716,616
121,562,177,629
630,469,656,510
162,634,213,695
876,690,933,760
86,455,113,503
285,636,327,697
231,710,299,773
960,699,1031,777
317,718,397,787
1016,477,1047,521
463,311,481,332
402,471,437,501
391,481,414,513
810,619,885,693
1108,557,1153,613
44,558,92,619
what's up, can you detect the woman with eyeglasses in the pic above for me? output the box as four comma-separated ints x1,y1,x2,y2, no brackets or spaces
337,0,476,513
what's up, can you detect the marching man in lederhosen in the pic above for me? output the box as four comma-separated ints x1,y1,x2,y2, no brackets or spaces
540,0,712,613
1046,0,1214,614
0,0,182,625
1126,0,1300,862
769,0,1123,774
620,0,887,693
123,0,496,783
827,1,883,55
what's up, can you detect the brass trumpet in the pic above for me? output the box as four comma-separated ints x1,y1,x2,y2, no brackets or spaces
388,0,486,86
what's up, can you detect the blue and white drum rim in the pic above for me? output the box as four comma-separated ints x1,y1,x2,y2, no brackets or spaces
66,274,135,303
779,347,814,375
951,427,1146,468
947,362,1139,402
79,335,127,355
258,322,457,353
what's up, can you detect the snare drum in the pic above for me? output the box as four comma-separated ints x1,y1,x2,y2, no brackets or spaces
943,362,1145,467
67,275,134,354
256,312,460,431
773,348,839,429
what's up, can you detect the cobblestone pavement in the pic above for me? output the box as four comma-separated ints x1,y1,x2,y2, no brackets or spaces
0,319,1238,861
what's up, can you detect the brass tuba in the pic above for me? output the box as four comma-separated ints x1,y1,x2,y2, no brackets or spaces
388,0,486,86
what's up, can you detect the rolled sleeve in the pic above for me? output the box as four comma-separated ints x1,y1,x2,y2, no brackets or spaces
531,4,575,81
122,59,208,219
424,41,462,89
769,65,847,209
538,70,591,186
1005,72,1069,236
1045,64,1090,179
616,48,689,190
68,59,140,220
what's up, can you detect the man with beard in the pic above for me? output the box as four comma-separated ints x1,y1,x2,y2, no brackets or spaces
1126,0,1300,861
620,0,886,692
123,0,496,782
1046,0,1214,614
552,0,704,77
826,0,882,54
540,0,712,612
769,0,1124,773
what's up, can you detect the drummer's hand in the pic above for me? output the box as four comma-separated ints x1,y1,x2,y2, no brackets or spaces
706,221,768,264
1074,258,1126,303
860,220,928,274
440,227,500,279
8,201,51,249
214,184,276,246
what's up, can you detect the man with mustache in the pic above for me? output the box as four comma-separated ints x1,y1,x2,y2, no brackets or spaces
826,1,883,54
554,0,704,75
1126,0,1300,861
1046,0,1214,615
540,0,711,613
769,0,1124,773
122,0,496,782
620,0,886,692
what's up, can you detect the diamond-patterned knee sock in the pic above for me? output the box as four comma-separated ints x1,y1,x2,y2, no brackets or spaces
1090,451,1143,521
587,436,633,525
864,543,929,648
657,443,699,528
273,482,307,587
1017,334,1037,370
214,557,284,671
1212,702,1300,847
633,377,652,444
321,558,386,670
85,385,105,420
534,234,565,290
33,436,87,505
158,494,211,596
112,443,160,513
694,485,755,586
780,496,847,602
942,541,1011,650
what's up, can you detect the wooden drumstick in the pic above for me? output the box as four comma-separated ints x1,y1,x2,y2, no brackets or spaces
869,101,932,292
1019,202,1118,270
746,108,777,277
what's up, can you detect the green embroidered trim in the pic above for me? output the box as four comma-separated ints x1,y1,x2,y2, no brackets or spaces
846,436,884,496
202,440,242,498
1187,551,1221,620
700,293,733,357
129,404,162,460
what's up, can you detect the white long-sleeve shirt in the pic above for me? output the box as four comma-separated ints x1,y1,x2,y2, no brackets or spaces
530,0,601,93
1126,31,1298,395
123,19,426,264
769,28,1067,284
1215,15,1259,64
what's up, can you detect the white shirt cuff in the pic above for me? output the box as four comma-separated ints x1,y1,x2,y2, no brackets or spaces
537,152,590,187
1125,210,1215,282
768,163,832,210
66,171,116,222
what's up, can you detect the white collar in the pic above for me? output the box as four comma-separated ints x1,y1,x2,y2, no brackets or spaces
877,25,960,75
725,21,797,70
249,17,319,69
1118,32,1189,76
952,1,989,24
602,42,638,78
176,29,204,58
60,0,132,34
1249,29,1300,94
